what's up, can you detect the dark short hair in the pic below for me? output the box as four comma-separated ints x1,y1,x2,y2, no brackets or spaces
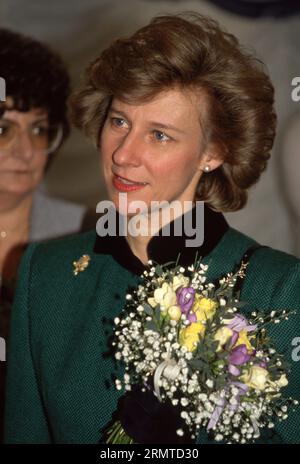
0,28,71,149
70,13,277,212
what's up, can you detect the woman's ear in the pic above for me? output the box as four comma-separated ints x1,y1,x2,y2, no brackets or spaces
198,143,224,173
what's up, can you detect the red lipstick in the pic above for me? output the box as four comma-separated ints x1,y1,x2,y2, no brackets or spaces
112,174,147,192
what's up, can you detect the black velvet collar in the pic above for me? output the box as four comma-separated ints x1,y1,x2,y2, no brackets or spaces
93,203,229,275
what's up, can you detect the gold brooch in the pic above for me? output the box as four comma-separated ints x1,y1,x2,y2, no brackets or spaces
73,254,91,276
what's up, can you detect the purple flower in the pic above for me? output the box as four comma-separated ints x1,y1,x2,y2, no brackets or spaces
229,344,251,365
187,312,197,323
231,381,249,393
176,287,195,314
259,360,268,369
229,331,239,348
228,364,241,376
227,314,257,333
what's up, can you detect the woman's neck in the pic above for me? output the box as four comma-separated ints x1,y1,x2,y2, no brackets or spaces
125,202,194,265
0,194,33,278
0,194,33,236
126,234,150,265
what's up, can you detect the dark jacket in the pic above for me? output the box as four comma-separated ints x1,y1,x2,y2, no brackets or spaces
4,207,300,444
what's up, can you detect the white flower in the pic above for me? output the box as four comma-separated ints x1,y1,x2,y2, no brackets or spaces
205,379,214,388
148,282,177,310
181,398,189,407
172,273,189,291
115,379,122,390
240,366,269,391
229,397,238,406
268,373,288,390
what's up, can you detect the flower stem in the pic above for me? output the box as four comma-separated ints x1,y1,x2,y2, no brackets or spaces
106,421,135,444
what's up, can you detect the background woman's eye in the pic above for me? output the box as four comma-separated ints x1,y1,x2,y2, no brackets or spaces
0,125,7,136
153,130,170,142
0,122,13,138
31,125,48,137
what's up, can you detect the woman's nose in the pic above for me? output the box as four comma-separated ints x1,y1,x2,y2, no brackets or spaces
112,131,143,167
11,130,35,160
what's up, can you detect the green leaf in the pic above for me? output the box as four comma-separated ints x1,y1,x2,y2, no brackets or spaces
143,304,154,316
155,265,163,277
155,306,161,321
189,359,208,371
145,321,158,332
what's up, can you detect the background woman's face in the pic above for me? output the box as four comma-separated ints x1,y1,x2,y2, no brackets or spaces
100,88,209,215
0,108,49,199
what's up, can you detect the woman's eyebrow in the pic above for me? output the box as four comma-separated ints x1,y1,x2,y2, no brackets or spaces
147,120,186,134
109,107,185,134
32,117,48,123
109,107,128,118
0,116,48,123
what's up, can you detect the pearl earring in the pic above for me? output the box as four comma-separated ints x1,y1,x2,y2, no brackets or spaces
203,165,210,173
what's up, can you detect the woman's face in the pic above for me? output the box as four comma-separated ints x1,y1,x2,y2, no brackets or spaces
100,88,220,215
0,107,49,199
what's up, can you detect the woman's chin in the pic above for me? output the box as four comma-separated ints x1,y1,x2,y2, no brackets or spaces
114,202,149,218
0,182,36,198
107,190,151,217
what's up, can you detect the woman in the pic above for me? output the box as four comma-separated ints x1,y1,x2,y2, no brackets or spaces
4,14,300,444
0,28,90,285
0,29,91,442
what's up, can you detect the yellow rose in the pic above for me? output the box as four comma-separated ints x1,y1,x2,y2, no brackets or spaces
168,305,182,321
234,329,255,353
193,296,217,323
240,365,269,390
179,322,206,352
148,282,177,310
172,274,190,291
214,326,233,352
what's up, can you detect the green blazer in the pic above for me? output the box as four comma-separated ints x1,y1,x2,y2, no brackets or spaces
4,208,300,444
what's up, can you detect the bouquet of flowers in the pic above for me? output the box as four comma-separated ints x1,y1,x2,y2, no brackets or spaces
105,258,297,444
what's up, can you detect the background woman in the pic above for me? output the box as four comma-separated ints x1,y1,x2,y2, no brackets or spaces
0,28,92,442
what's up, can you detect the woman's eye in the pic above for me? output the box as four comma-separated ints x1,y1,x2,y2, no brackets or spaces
111,117,126,128
0,126,7,137
153,130,170,142
31,126,48,137
0,122,12,137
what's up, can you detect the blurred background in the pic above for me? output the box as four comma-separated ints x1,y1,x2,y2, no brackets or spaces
1,0,300,256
